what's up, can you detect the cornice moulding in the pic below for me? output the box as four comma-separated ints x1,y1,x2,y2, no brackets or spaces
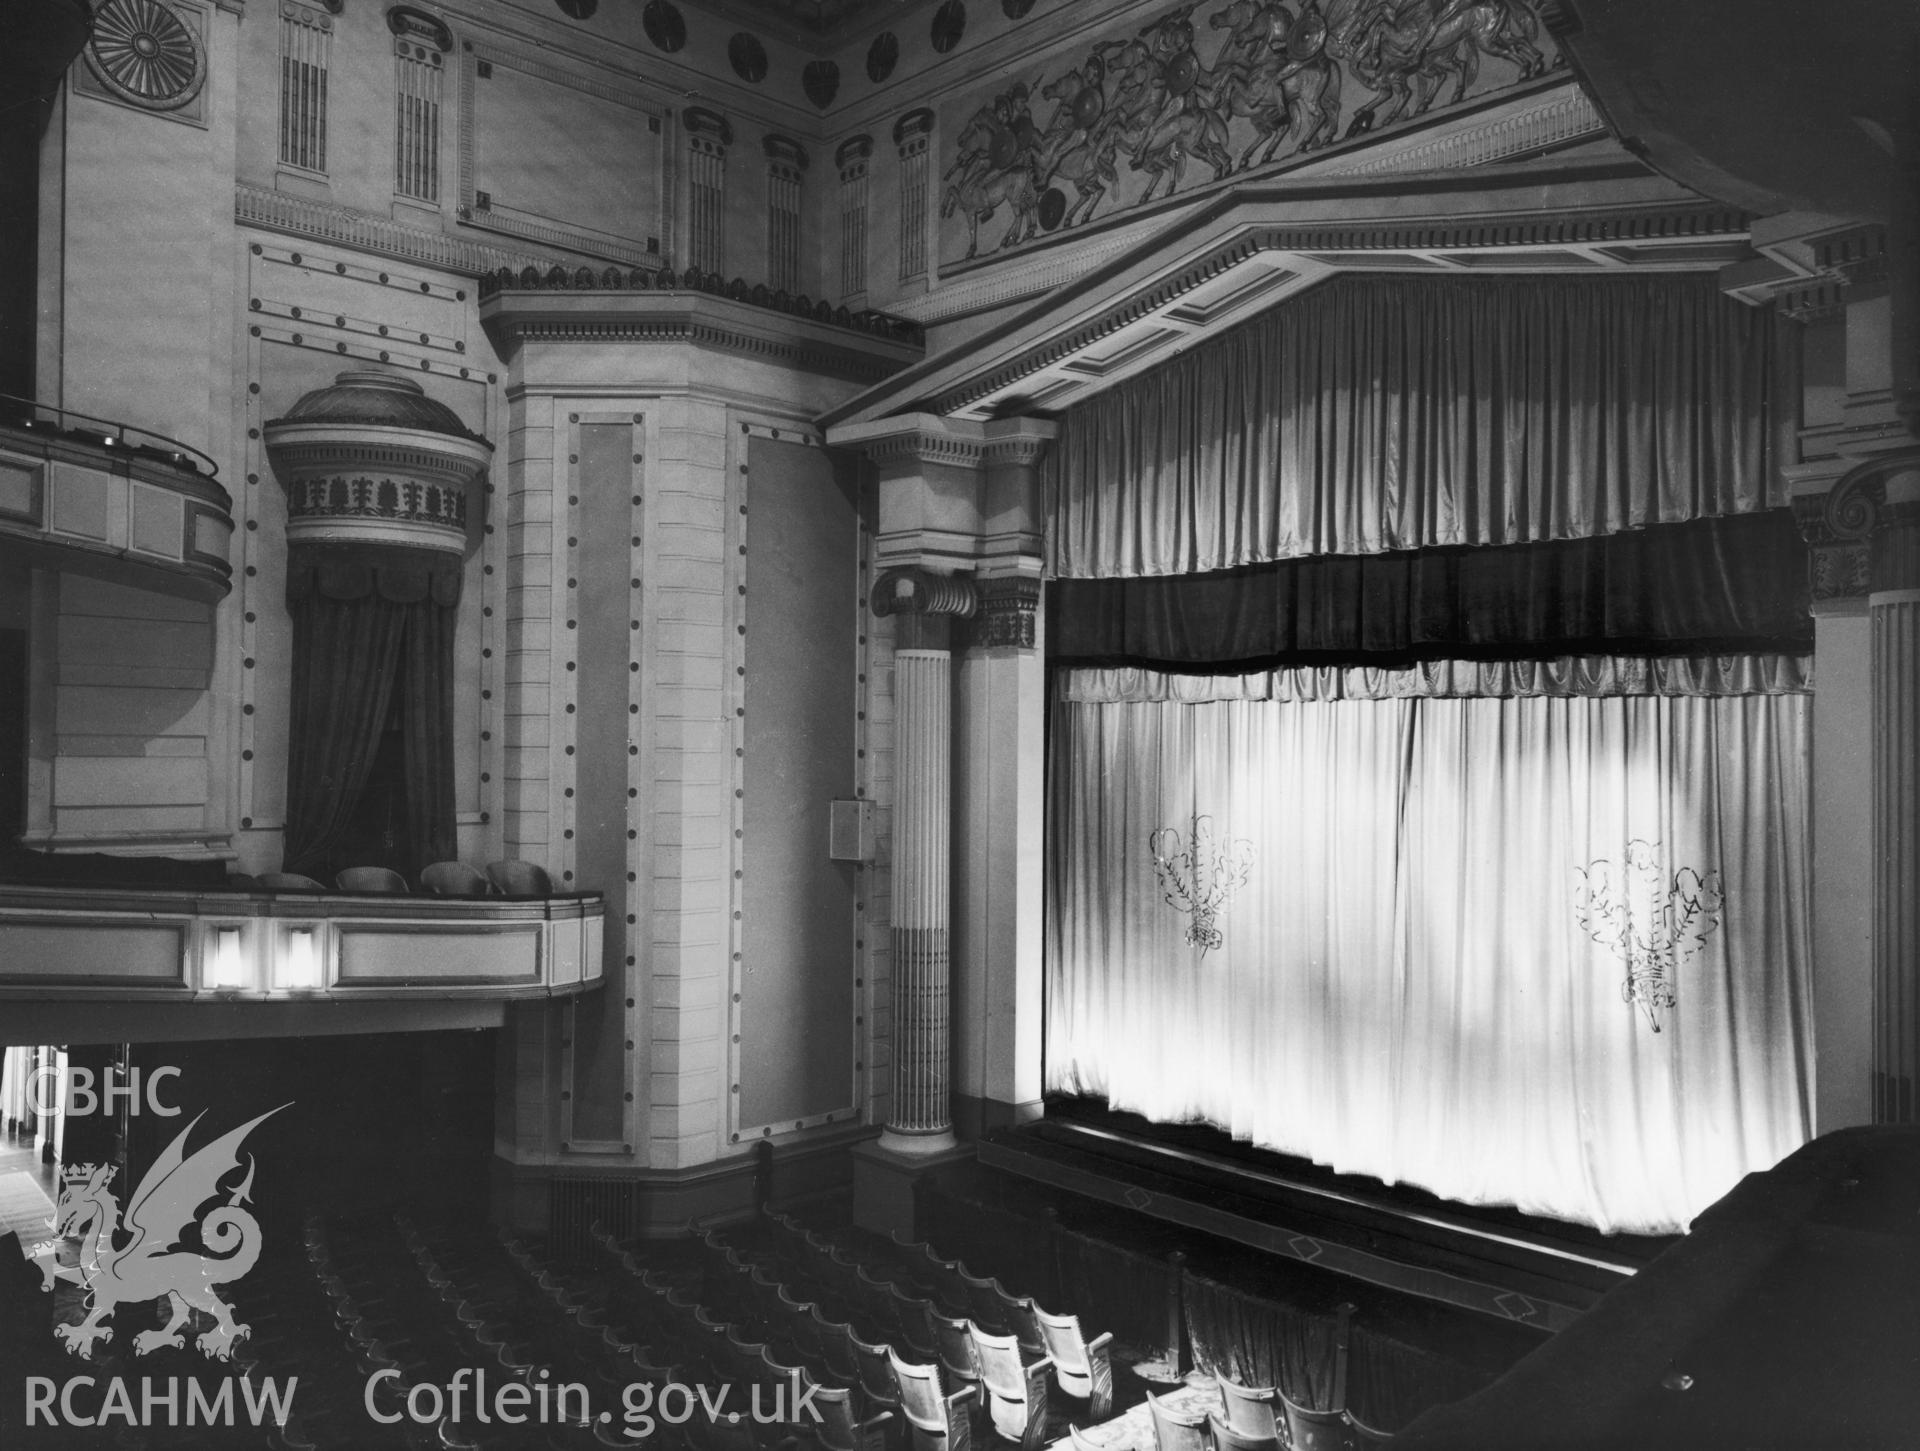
479,291,921,385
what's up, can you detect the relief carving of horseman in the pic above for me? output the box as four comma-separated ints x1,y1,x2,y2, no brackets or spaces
942,82,1045,258
1204,0,1344,169
1095,14,1233,205
941,0,1553,258
1330,0,1550,138
1031,58,1121,230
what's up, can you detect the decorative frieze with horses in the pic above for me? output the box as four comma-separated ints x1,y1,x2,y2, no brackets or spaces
938,0,1561,267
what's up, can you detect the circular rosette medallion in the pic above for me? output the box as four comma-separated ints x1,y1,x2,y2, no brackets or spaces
87,0,207,110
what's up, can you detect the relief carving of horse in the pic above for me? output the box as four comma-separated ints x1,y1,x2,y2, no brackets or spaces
1031,66,1122,228
942,109,1043,259
1337,0,1547,138
1205,0,1343,168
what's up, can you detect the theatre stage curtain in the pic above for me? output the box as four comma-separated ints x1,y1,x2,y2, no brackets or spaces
1046,274,1779,580
1045,659,1812,1235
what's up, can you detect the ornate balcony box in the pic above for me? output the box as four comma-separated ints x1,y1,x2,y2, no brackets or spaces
262,369,492,558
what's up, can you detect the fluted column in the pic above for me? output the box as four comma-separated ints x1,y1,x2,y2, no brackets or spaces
873,568,976,1154
1870,464,1920,1122
1824,451,1920,1122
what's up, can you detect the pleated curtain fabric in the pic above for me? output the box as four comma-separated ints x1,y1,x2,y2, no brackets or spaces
1045,274,1779,580
1045,660,1813,1235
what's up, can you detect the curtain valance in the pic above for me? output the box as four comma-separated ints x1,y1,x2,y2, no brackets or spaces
1063,653,1811,704
1048,510,1809,667
286,543,463,606
1046,274,1780,579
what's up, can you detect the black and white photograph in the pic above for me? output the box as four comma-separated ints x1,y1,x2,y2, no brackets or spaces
0,0,1914,1445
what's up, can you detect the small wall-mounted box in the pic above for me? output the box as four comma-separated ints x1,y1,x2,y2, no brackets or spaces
829,798,874,862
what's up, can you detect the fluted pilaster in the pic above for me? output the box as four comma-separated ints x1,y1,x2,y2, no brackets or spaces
1824,451,1920,1121
887,648,956,1150
1873,587,1920,1119
872,568,976,1154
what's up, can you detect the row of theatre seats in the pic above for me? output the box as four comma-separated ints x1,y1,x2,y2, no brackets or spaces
237,860,556,897
674,1209,1120,1451
1139,1379,1393,1451
40,1199,1397,1451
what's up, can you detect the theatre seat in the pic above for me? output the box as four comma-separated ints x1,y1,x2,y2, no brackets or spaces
336,866,408,893
889,1349,975,1451
487,858,553,898
967,1323,1053,1450
1216,1381,1282,1440
1147,1392,1208,1451
1345,1410,1394,1448
421,860,493,897
259,871,327,890
1208,1411,1281,1451
1277,1389,1353,1451
1032,1306,1115,1417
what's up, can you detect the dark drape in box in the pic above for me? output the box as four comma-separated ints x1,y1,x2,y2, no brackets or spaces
283,548,459,878
1048,510,1810,669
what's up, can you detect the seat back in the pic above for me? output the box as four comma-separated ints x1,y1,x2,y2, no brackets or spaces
926,1307,980,1388
1278,1389,1355,1451
1208,1411,1281,1451
1345,1410,1395,1449
258,871,327,890
421,860,492,897
486,858,553,898
1032,1307,1089,1375
851,1330,900,1405
809,1383,861,1451
816,1308,860,1383
1146,1392,1208,1451
336,865,408,893
1216,1380,1281,1441
887,1350,951,1430
958,1269,1009,1333
964,1324,1026,1403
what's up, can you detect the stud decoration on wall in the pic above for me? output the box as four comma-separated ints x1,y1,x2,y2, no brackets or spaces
642,0,687,53
866,31,899,82
85,0,207,110
931,0,967,54
1002,0,1035,16
553,0,598,19
728,32,769,84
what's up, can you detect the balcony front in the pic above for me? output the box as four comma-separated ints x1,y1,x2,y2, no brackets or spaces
0,880,603,1043
0,396,235,604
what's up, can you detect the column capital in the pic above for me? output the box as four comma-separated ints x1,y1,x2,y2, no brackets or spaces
827,414,1055,573
973,577,1041,651
1793,446,1920,604
870,566,979,620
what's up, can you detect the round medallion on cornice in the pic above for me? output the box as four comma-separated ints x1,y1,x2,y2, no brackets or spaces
554,0,598,18
931,0,967,53
643,0,686,52
85,0,206,111
728,32,768,84
263,371,493,558
1001,0,1035,17
866,31,899,82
